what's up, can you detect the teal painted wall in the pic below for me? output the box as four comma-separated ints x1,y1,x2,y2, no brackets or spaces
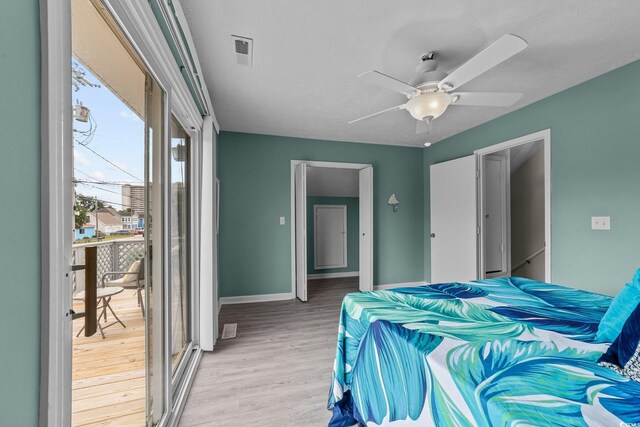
218,131,423,297
0,0,41,424
307,197,359,275
424,59,640,296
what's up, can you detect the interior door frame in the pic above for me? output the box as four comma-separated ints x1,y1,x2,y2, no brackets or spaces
290,160,373,297
482,154,510,278
40,1,212,425
474,129,552,282
294,162,308,301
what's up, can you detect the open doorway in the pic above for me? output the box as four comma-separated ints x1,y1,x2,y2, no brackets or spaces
291,161,373,302
305,167,360,300
477,135,550,282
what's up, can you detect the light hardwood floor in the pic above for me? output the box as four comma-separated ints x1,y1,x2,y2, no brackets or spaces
72,290,146,426
179,277,359,427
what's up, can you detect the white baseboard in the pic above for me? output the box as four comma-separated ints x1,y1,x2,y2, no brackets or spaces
374,281,428,291
307,271,359,280
219,292,294,306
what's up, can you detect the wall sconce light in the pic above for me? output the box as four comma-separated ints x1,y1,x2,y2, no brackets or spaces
388,193,400,212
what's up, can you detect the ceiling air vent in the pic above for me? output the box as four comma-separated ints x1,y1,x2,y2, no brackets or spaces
232,35,253,67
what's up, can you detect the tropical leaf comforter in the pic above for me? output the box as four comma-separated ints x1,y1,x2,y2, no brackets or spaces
327,277,640,426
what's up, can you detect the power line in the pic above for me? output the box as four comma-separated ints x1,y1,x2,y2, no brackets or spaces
79,144,144,182
74,177,137,187
74,191,130,209
74,169,143,186
74,168,115,184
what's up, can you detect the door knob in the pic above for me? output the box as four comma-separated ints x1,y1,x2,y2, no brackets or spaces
430,233,436,238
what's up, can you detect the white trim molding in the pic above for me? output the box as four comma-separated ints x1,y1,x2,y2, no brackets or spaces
307,271,359,280
40,0,73,425
199,117,215,351
374,281,428,291
220,293,294,306
168,0,219,132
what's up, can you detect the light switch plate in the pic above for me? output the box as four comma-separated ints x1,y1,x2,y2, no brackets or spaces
591,216,610,230
279,216,286,225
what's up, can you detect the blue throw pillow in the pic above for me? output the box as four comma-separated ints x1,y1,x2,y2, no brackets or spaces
598,302,640,382
596,268,640,343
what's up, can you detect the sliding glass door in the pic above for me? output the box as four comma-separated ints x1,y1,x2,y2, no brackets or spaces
67,2,201,425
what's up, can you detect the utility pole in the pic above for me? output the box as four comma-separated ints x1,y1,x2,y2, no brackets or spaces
95,196,100,241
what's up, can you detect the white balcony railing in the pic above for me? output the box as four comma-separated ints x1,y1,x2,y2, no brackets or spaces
72,238,145,294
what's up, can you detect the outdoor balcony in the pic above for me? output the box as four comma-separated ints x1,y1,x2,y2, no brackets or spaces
71,239,146,426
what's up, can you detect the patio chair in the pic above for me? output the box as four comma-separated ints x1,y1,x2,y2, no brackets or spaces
102,258,145,318
73,284,126,339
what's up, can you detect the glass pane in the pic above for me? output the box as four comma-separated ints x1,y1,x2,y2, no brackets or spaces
70,0,153,425
170,116,191,375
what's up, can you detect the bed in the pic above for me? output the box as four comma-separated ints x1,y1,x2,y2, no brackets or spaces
327,277,640,426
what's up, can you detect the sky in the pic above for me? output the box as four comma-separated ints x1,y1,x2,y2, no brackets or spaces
73,61,145,209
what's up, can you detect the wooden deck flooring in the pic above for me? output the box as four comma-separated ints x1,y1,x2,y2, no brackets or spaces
72,290,146,427
179,277,359,427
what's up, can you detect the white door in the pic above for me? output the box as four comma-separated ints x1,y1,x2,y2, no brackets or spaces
483,155,508,276
295,163,308,301
314,205,347,269
359,166,373,291
430,156,477,283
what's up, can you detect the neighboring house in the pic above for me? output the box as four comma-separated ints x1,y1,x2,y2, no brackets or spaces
98,206,122,220
119,209,139,230
97,206,138,230
74,223,96,241
88,211,124,235
137,213,145,230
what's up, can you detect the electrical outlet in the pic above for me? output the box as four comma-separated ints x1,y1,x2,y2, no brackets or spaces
591,216,610,230
279,216,286,225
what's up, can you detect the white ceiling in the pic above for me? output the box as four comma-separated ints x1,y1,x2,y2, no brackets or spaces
307,167,359,197
181,0,640,147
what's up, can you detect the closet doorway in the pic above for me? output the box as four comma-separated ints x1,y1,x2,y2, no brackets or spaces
291,161,373,301
476,131,551,282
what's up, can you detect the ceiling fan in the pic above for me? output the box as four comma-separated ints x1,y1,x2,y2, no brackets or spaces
349,34,528,134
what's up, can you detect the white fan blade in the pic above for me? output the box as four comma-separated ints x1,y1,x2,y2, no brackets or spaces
349,104,406,124
358,71,419,97
451,92,522,107
439,35,527,91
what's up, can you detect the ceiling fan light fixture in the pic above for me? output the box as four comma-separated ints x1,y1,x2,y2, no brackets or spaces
405,92,452,121
440,82,454,91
